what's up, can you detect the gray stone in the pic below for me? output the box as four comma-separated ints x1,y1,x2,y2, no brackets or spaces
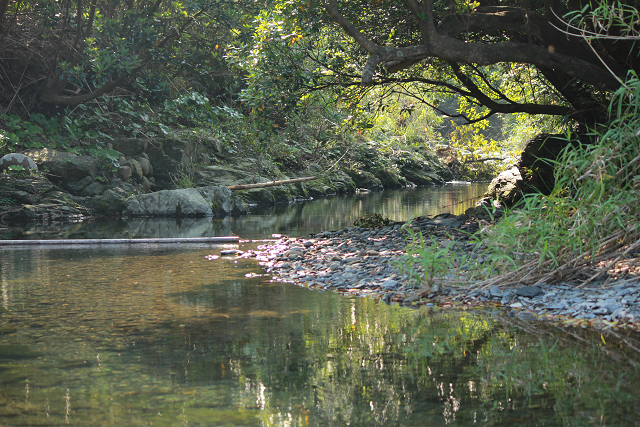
0,153,38,173
617,287,633,297
329,262,341,270
381,279,399,289
63,176,93,193
196,186,248,216
515,286,543,298
124,188,213,216
141,176,152,192
485,166,522,205
79,181,104,197
341,272,357,281
118,165,132,181
489,285,502,298
111,138,148,156
127,158,144,180
135,157,152,176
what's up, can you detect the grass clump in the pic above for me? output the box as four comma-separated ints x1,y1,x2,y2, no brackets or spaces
399,71,640,289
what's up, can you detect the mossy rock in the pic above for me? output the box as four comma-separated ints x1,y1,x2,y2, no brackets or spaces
354,213,391,228
375,169,405,188
237,188,275,205
328,171,356,193
401,167,444,185
305,177,335,197
292,182,310,199
346,170,383,190
270,186,292,203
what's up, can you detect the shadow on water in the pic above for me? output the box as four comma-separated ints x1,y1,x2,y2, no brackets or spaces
0,184,488,241
0,245,639,426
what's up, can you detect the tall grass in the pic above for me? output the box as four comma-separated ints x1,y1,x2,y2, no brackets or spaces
399,71,640,289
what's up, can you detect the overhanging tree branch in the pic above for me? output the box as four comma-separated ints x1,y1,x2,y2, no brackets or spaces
323,0,622,96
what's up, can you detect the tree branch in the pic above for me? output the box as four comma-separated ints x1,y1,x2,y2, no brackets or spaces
323,1,621,90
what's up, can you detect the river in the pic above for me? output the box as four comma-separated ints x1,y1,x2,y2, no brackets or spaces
0,184,638,426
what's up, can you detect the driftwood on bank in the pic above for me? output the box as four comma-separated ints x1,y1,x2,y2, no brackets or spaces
227,176,317,191
0,236,239,246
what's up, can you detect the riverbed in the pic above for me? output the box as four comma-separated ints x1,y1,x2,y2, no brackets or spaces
1,185,639,426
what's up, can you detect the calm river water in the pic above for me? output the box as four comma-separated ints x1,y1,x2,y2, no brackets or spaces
1,185,639,426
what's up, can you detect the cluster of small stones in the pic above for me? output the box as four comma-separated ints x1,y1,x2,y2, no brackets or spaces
227,214,640,330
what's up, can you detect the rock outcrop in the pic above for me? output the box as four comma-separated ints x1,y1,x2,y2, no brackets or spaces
123,186,247,217
2,136,450,221
480,133,573,207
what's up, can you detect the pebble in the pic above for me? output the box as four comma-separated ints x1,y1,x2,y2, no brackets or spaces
237,215,640,330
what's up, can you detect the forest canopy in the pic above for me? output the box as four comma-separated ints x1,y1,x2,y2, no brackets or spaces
0,0,638,132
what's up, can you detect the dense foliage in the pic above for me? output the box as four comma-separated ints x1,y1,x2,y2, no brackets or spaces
0,0,637,187
398,2,640,290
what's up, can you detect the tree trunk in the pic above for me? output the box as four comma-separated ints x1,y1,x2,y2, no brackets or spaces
227,176,317,191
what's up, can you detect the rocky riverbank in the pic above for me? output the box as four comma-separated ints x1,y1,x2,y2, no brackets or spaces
0,135,452,222
232,214,640,332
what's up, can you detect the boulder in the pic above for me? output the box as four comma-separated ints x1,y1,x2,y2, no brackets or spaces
26,148,97,182
486,166,522,204
135,157,152,176
141,176,152,192
518,133,572,195
118,165,132,181
62,176,94,193
1,204,87,222
329,171,357,193
347,170,384,191
111,138,148,156
0,153,38,173
483,133,573,206
127,158,144,180
123,186,248,217
90,188,130,214
124,188,212,216
401,167,445,186
79,181,104,197
196,186,248,215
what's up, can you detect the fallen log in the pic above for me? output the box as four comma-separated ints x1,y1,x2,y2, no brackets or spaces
0,236,239,245
227,176,317,191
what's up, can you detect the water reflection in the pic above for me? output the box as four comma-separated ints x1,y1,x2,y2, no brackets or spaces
1,184,487,241
1,246,639,426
